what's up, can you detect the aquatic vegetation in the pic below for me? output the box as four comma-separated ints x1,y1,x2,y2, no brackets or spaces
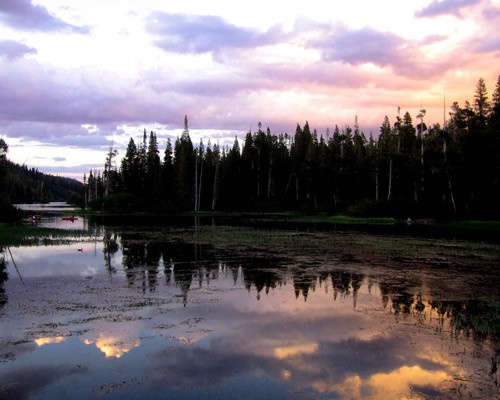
0,223,94,246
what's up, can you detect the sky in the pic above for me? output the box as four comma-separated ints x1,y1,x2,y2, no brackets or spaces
0,0,499,180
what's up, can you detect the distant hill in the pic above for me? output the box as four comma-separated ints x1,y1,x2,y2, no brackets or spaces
4,160,84,205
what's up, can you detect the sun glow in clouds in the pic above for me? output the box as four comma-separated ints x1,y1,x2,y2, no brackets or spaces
34,336,66,346
84,333,141,359
274,342,319,359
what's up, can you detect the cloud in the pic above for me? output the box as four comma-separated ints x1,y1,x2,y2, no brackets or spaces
144,313,451,397
0,40,37,60
0,59,182,128
475,37,500,53
147,12,285,56
311,25,403,67
307,24,456,79
1,121,106,143
482,6,500,20
415,0,481,18
0,365,89,400
0,0,89,33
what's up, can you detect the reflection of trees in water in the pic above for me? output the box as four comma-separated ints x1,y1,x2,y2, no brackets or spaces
430,300,500,340
115,238,500,342
0,248,8,308
293,267,317,301
325,271,364,305
379,276,422,315
122,240,161,294
103,230,119,274
242,257,285,301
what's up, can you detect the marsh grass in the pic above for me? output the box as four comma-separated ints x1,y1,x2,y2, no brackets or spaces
160,225,500,263
0,223,93,246
4,220,499,263
292,213,397,225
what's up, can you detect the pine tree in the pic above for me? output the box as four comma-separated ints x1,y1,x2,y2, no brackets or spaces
174,116,194,209
0,139,9,206
474,77,491,125
121,138,139,194
161,138,174,205
492,75,500,108
146,131,161,199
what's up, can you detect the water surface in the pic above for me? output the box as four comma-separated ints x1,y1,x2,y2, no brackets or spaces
0,223,499,399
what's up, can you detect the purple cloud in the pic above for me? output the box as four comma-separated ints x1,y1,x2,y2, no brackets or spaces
482,6,500,20
311,26,402,67
475,37,500,53
2,121,112,148
147,12,285,55
0,0,89,33
0,40,37,60
307,24,456,79
415,0,480,18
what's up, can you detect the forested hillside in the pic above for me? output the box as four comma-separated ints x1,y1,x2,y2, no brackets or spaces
87,77,500,219
2,160,83,205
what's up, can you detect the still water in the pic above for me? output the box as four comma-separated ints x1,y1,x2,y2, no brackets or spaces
0,219,499,399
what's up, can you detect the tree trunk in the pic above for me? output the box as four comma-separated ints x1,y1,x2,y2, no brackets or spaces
387,159,393,201
267,158,273,198
194,152,198,212
443,138,457,215
197,156,203,211
212,157,220,211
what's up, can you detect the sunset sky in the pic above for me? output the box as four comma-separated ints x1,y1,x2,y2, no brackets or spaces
1,0,499,179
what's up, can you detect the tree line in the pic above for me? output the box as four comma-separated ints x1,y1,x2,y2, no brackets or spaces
86,76,500,219
0,141,83,217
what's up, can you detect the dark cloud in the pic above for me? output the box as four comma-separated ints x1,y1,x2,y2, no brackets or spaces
145,327,448,395
0,0,89,33
0,40,37,60
415,0,480,18
0,365,88,400
147,12,285,55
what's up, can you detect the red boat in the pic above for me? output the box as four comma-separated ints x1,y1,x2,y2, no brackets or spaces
61,216,78,222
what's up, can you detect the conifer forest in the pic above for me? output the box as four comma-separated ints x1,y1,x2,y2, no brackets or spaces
81,76,499,219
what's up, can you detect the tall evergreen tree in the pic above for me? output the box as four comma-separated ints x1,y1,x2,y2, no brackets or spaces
146,131,161,199
121,138,139,194
474,77,491,125
0,139,9,207
161,138,174,206
174,116,194,209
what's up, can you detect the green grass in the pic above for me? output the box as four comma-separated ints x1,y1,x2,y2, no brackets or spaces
292,213,397,225
0,223,92,247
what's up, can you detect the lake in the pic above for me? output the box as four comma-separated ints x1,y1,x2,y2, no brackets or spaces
1,216,499,399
